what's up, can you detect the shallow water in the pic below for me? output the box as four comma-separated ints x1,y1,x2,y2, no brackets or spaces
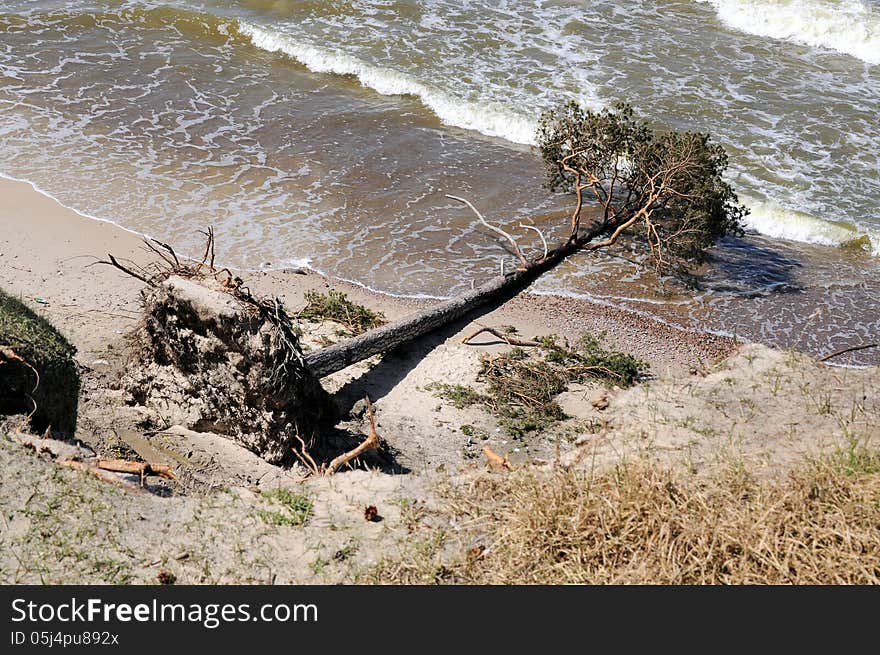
1,0,878,363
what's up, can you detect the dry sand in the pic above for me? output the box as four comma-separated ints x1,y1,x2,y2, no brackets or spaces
1,176,877,584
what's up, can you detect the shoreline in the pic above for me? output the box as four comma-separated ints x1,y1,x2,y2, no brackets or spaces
4,176,879,585
0,176,736,375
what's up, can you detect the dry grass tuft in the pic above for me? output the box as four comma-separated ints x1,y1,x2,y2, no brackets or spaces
371,444,880,584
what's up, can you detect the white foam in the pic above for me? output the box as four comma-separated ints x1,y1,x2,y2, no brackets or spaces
237,21,539,145
741,195,880,254
698,0,880,64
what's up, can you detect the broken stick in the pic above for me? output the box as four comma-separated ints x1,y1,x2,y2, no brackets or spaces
462,326,541,348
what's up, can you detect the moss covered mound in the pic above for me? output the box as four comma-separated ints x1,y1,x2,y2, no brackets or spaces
0,289,79,436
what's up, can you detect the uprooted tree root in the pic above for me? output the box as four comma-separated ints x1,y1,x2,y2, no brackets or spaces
99,229,334,465
293,396,381,476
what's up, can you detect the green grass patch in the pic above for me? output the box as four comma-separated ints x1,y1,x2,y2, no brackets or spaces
257,488,313,527
424,383,484,409
0,288,80,435
0,289,77,371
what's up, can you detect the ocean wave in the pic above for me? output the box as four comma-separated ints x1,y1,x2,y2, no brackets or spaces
697,0,880,64
741,195,880,254
236,21,539,145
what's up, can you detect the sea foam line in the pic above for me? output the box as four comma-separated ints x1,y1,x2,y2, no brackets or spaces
236,20,539,145
0,170,153,241
741,195,880,255
697,0,880,64
237,21,878,256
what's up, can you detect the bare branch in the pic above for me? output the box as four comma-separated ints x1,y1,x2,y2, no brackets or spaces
292,433,321,476
462,326,541,348
519,223,548,259
819,343,879,363
446,194,528,268
93,254,153,286
147,238,181,268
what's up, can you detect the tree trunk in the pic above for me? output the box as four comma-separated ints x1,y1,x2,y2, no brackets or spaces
304,236,585,378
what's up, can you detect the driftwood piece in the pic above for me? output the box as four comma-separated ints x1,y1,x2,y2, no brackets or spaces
58,460,149,492
461,326,541,348
94,459,177,481
58,458,176,488
819,343,879,363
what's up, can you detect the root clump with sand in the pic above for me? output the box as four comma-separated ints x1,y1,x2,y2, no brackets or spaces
104,233,332,464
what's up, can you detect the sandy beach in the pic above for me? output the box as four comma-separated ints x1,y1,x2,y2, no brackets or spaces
2,176,878,584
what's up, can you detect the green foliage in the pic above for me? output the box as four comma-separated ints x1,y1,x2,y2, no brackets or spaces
429,334,647,438
479,348,568,439
537,101,747,276
299,290,385,335
257,488,313,527
537,333,645,388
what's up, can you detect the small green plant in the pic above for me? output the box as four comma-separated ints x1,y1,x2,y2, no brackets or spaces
257,488,313,527
460,424,475,437
424,383,485,409
310,557,329,576
333,542,359,562
832,440,880,476
299,290,385,335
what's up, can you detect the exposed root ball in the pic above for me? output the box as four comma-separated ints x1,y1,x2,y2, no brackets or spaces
123,275,331,464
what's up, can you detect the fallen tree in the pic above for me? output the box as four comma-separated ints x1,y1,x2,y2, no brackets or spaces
104,103,746,466
305,102,746,377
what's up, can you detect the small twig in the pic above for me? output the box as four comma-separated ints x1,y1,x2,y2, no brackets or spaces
323,396,380,476
519,223,548,259
144,238,181,268
819,343,879,363
462,326,541,348
195,227,216,272
94,254,153,286
446,194,528,268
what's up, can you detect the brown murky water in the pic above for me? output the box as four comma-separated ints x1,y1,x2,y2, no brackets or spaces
1,0,878,364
